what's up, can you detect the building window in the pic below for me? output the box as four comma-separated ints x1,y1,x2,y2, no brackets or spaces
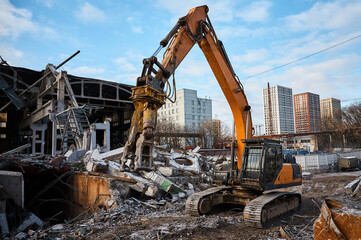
197,108,201,113
0,134,6,139
192,108,195,113
192,100,195,105
192,115,195,120
203,109,206,113
172,109,174,114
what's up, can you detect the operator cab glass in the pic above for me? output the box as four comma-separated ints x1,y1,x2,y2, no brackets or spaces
241,147,264,181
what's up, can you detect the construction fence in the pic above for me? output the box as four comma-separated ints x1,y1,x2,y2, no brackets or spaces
295,151,361,171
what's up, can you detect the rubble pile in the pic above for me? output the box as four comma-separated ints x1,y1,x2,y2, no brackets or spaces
0,154,71,172
81,145,215,199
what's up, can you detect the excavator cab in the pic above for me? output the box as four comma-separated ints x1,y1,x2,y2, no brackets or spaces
240,139,286,190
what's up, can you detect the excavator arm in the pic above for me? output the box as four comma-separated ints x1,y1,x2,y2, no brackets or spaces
120,5,252,171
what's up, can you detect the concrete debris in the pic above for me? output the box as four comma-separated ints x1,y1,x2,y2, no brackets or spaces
17,213,44,232
3,143,31,155
85,159,108,172
344,176,361,194
64,149,87,162
158,166,180,177
14,232,28,240
79,145,214,200
351,179,361,197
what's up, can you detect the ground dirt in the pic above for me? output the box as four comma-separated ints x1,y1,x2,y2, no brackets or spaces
33,171,361,240
83,171,361,240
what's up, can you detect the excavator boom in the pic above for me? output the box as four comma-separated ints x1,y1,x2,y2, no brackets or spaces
120,5,302,228
120,5,252,171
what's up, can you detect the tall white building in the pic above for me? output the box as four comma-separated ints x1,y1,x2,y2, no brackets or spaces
262,85,294,135
157,88,212,129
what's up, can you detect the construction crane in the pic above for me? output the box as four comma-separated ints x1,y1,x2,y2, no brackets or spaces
120,5,302,228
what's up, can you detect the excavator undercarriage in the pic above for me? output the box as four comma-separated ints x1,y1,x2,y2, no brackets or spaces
186,186,301,228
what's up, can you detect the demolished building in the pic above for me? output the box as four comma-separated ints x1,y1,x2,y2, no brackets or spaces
0,62,134,154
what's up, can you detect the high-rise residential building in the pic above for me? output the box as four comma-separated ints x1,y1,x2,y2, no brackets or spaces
157,88,212,129
320,98,341,120
293,92,321,133
262,85,294,135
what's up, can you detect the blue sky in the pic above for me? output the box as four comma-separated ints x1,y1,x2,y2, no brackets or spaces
1,0,361,132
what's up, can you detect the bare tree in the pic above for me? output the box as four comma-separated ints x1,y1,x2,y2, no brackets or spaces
318,102,361,150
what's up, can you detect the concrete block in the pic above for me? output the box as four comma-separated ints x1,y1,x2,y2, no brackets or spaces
0,171,24,208
86,160,108,173
158,166,179,177
64,149,87,162
345,177,361,195
99,147,124,161
17,213,43,232
192,146,201,153
352,181,361,197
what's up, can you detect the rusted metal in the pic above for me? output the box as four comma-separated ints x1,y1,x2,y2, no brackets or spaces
313,199,361,240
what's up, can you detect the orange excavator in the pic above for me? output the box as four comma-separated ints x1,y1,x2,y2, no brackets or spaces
120,5,302,228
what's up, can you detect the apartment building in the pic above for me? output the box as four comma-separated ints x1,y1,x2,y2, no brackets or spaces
157,88,212,129
294,92,321,133
262,85,294,135
320,98,341,120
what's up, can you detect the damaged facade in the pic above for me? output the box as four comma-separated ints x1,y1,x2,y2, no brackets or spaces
0,63,134,154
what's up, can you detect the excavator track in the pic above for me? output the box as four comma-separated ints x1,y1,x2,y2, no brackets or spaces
243,192,301,228
186,186,232,216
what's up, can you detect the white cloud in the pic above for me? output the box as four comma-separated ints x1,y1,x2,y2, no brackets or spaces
66,66,105,76
232,49,269,64
114,73,139,85
155,0,236,23
0,43,24,66
285,0,361,32
113,50,145,73
0,0,38,38
177,57,210,77
237,1,272,23
114,57,137,72
126,16,143,34
0,0,57,39
36,0,56,8
76,2,106,23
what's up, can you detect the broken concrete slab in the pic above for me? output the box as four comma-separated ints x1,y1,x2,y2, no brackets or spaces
344,177,361,194
17,213,43,232
351,181,361,197
192,146,201,153
106,161,159,197
169,152,200,173
3,143,31,155
86,159,108,173
64,149,87,162
98,147,124,161
158,166,180,177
